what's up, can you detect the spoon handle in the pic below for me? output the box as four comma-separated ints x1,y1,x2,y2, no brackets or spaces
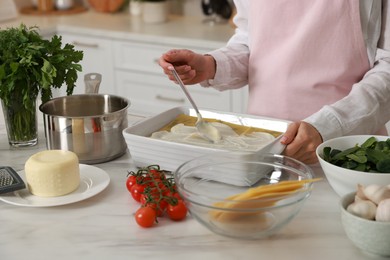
170,69,201,114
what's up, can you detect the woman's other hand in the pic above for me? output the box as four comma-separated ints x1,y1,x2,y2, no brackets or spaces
280,121,323,164
158,49,216,85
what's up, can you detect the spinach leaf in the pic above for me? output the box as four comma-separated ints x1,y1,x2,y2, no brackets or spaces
322,137,390,173
377,159,390,173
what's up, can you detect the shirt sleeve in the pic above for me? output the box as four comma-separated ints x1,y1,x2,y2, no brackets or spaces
200,0,250,90
304,48,390,140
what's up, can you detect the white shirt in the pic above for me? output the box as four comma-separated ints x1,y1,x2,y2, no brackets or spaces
204,0,390,140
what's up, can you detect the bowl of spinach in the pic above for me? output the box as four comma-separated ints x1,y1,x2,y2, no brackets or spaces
316,135,390,197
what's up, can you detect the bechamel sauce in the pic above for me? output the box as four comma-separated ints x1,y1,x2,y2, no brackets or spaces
150,122,275,151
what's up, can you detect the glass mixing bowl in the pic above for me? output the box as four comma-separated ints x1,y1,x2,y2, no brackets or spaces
174,152,315,239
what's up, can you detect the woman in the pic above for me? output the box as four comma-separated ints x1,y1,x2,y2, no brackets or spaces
159,0,390,164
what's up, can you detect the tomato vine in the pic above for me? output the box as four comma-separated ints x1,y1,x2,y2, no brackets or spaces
126,165,188,228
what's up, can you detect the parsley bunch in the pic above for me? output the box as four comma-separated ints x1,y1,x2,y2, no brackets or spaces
0,24,83,144
0,24,83,107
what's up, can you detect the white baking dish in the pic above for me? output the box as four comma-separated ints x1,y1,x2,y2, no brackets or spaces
123,106,290,185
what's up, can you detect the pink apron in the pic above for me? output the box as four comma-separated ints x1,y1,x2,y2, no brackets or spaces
247,0,370,122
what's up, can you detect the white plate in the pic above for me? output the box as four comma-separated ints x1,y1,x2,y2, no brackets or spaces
0,164,110,207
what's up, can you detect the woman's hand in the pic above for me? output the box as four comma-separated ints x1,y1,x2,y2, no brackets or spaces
158,49,216,85
280,121,323,164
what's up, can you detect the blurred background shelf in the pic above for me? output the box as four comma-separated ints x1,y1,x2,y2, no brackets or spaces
20,4,87,15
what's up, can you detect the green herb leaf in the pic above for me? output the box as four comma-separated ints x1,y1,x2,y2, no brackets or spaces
0,24,84,106
346,153,367,164
377,159,390,173
323,137,390,173
361,136,376,148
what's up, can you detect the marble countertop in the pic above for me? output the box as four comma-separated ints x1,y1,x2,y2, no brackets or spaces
0,121,387,260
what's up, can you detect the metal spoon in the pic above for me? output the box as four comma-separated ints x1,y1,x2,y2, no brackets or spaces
170,68,222,143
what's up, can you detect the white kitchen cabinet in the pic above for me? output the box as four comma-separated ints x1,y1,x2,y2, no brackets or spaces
113,39,246,116
48,33,248,117
53,33,115,96
115,70,232,116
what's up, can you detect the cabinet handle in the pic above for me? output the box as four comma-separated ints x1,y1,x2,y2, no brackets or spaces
71,41,99,48
156,95,185,103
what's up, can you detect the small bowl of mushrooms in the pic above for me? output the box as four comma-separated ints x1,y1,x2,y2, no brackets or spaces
340,184,390,256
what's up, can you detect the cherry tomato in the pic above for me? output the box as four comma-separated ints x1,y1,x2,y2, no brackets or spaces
135,207,156,228
140,192,159,205
130,184,145,202
126,175,137,192
164,190,182,201
149,168,159,175
167,200,188,221
145,201,166,217
158,199,168,214
172,192,182,200
141,192,168,217
127,165,188,226
140,176,152,186
139,194,148,205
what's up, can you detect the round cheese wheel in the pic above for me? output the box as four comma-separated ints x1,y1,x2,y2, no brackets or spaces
25,150,80,197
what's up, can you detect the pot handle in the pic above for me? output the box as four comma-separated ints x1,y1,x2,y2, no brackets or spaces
84,73,102,94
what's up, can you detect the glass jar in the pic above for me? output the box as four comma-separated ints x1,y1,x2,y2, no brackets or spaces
1,98,38,147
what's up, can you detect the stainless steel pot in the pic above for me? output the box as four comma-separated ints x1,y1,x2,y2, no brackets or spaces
39,94,130,164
